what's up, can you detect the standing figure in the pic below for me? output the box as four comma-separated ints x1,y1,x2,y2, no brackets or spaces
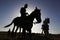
41,18,50,36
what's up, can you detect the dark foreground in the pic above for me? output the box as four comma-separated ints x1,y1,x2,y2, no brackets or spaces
0,31,60,40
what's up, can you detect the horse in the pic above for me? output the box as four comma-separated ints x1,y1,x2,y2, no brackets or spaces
4,7,42,40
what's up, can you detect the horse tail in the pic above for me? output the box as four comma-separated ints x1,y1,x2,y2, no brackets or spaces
4,21,13,28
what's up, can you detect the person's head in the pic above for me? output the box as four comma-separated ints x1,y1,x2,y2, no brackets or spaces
24,4,28,8
43,18,50,24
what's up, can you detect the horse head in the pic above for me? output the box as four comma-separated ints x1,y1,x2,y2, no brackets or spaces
26,7,42,24
32,7,42,23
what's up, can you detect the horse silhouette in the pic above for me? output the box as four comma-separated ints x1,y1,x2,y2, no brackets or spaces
4,7,42,40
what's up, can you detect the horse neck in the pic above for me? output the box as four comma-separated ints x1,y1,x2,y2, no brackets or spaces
28,13,35,21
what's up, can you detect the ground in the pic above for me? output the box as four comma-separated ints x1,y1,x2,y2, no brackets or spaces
0,31,60,40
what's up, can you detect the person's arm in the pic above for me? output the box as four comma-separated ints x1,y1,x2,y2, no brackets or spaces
26,13,29,16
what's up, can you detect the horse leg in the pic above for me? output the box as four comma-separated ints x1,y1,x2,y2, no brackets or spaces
19,27,21,33
15,26,19,33
22,28,25,40
11,25,15,39
12,25,15,32
11,25,15,36
29,30,32,40
17,27,21,37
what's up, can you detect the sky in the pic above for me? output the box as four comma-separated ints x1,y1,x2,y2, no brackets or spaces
0,0,60,34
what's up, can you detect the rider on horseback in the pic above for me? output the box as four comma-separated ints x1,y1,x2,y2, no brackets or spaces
20,4,29,18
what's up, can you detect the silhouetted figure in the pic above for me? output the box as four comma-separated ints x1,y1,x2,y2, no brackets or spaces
14,4,29,33
4,7,42,40
20,4,28,17
42,18,50,40
9,4,29,35
42,18,50,35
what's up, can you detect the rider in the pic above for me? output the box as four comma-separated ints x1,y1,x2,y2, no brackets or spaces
20,4,28,18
